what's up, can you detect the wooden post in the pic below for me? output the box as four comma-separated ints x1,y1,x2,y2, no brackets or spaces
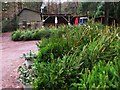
68,16,71,25
55,16,58,28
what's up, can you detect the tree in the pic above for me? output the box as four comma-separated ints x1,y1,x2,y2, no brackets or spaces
23,2,42,12
104,1,110,25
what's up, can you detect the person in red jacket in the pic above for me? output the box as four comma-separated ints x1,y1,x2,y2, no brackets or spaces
75,17,79,26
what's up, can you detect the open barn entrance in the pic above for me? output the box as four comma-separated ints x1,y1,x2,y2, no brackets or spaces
41,14,71,27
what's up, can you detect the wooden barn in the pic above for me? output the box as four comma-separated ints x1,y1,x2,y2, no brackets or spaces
16,8,118,29
17,8,43,29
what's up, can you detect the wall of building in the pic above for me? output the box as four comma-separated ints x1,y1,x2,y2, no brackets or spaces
18,10,41,23
18,9,42,29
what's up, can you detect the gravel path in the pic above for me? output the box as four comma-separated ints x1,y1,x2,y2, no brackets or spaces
0,32,39,89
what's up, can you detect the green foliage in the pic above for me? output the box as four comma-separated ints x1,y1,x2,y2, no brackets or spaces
37,37,69,62
32,29,51,40
11,28,48,41
17,64,35,86
11,30,23,41
2,17,19,32
36,23,116,63
72,59,120,89
11,27,66,41
81,2,99,16
17,23,120,89
33,46,120,89
21,30,34,40
33,23,120,89
32,53,84,89
22,50,37,61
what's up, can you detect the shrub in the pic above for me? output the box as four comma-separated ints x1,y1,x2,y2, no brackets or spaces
11,30,23,41
32,53,84,89
17,23,120,89
36,37,70,62
17,64,35,86
2,17,19,32
36,24,112,63
11,27,65,41
32,30,42,40
22,50,37,61
22,30,34,41
72,59,120,88
33,50,120,89
32,23,120,89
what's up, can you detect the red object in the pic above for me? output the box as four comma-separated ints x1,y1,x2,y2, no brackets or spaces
75,17,79,25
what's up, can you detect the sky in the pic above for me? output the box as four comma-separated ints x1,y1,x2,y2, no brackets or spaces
1,0,119,2
42,0,120,2
44,0,81,2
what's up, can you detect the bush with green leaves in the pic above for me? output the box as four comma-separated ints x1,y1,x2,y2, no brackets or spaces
22,30,34,40
17,64,36,86
36,23,120,63
11,30,23,41
71,59,120,89
11,27,67,41
36,37,70,62
17,23,120,89
32,53,84,89
33,49,120,89
2,17,19,32
22,50,37,61
32,23,120,89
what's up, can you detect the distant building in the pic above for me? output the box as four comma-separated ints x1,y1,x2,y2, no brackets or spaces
17,8,43,29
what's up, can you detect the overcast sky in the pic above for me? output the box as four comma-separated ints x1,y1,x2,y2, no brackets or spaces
43,0,119,3
44,0,74,3
1,0,119,2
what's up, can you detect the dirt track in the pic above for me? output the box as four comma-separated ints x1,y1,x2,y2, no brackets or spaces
0,32,38,88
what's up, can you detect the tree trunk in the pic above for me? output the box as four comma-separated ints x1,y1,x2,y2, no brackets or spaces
59,0,61,14
104,2,110,25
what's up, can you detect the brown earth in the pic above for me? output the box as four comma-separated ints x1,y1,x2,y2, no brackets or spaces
0,32,39,89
